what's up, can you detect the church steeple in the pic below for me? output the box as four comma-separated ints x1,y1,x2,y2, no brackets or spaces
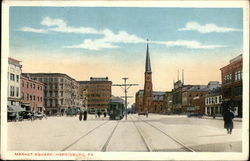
145,39,152,74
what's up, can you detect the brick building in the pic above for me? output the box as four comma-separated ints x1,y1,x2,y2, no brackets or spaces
143,40,153,113
220,54,242,117
79,77,112,113
22,73,81,115
135,90,165,114
135,90,144,113
20,75,44,112
152,92,165,113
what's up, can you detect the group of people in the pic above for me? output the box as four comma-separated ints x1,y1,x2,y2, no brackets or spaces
79,111,88,121
95,111,107,118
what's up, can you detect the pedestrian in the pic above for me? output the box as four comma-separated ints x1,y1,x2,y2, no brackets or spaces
83,110,87,121
223,108,234,134
79,111,83,121
104,112,106,118
97,111,101,118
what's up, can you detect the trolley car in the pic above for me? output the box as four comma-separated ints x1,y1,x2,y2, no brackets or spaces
108,99,124,120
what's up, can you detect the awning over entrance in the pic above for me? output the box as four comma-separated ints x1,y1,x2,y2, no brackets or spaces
21,102,30,107
8,105,25,112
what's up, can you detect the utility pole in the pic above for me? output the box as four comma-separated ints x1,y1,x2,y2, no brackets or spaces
113,78,138,120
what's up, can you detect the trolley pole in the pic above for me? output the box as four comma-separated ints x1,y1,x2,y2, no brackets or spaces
123,78,128,120
113,78,138,120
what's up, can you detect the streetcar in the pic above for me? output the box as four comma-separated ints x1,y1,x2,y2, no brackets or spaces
108,99,124,120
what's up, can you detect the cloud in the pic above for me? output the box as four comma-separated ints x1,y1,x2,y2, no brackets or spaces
41,16,100,34
101,29,145,43
178,21,241,33
64,30,145,50
19,17,227,50
152,40,226,49
41,16,66,27
65,39,120,50
19,27,48,33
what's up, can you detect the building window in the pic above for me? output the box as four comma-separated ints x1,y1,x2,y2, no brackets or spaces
30,83,32,88
33,96,35,100
27,82,29,88
10,73,15,81
33,84,35,89
234,86,242,96
30,95,32,100
16,75,19,83
37,96,39,101
16,87,19,97
38,86,40,90
235,70,242,81
27,94,29,100
60,91,63,97
10,86,15,96
219,96,222,103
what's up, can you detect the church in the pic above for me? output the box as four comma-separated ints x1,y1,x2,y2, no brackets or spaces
135,40,165,114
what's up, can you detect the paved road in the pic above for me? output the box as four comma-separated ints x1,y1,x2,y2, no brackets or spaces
7,114,242,152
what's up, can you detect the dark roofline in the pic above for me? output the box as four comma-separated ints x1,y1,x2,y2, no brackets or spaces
22,73,77,81
21,75,44,85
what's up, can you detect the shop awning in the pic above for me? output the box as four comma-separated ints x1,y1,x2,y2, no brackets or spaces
8,105,25,112
21,102,30,107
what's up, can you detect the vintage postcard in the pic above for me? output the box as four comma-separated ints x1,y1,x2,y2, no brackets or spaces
1,0,249,160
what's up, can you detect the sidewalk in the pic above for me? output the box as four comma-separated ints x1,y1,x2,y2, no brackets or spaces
201,115,242,122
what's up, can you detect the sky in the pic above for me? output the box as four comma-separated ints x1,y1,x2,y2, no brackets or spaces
9,7,243,106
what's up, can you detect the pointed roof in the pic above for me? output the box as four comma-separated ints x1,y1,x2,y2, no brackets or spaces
145,39,152,74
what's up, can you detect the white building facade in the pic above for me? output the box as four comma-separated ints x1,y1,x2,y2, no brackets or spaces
8,58,22,107
205,90,223,116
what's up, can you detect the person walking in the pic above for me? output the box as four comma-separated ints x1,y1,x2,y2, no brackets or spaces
79,111,83,121
104,112,106,118
83,110,88,121
97,111,101,118
223,108,235,134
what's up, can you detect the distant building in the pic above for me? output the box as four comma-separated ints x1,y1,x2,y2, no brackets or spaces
79,77,112,113
220,54,242,117
8,58,22,108
22,73,81,115
185,85,210,114
172,80,192,114
205,87,222,116
152,91,165,113
163,91,173,114
20,75,44,112
135,90,144,113
135,90,165,114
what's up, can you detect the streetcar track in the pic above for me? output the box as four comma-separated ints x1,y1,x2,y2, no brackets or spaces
129,115,153,152
62,121,109,151
101,121,120,152
132,115,195,152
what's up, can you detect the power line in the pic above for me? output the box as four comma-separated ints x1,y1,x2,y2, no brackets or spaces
112,78,139,120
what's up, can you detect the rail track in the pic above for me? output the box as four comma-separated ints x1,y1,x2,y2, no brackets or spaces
130,115,195,152
62,120,120,151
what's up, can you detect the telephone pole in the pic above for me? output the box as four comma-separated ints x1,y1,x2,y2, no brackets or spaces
113,78,138,120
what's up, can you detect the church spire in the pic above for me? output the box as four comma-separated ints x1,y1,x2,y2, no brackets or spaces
145,39,152,74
